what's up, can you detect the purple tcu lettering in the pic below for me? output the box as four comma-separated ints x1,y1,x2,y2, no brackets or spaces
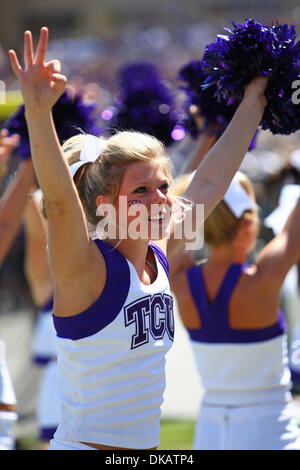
124,294,174,349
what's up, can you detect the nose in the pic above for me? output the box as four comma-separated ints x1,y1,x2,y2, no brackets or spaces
151,188,168,206
148,190,169,221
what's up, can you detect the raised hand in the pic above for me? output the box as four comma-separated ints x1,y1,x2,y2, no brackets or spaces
8,27,67,114
244,76,268,110
0,129,20,181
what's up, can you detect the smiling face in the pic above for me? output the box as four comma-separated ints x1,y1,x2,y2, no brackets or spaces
114,160,173,241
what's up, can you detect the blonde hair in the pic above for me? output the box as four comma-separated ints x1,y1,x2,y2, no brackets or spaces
169,172,195,197
42,131,173,226
204,171,258,246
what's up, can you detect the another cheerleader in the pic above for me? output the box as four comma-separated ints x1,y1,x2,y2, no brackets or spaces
0,129,35,449
169,171,300,450
4,77,102,449
23,190,58,448
9,27,266,450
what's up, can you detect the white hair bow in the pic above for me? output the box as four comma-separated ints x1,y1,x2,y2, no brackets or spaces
223,173,255,218
69,134,107,179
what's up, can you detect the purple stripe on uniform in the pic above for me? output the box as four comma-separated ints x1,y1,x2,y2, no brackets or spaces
187,318,285,343
40,427,57,440
291,369,300,385
149,242,169,279
39,297,54,314
186,263,286,344
53,239,130,340
32,356,54,366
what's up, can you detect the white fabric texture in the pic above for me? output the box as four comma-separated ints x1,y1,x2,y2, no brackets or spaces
0,411,17,450
191,334,291,406
37,360,60,429
0,340,17,405
193,401,300,450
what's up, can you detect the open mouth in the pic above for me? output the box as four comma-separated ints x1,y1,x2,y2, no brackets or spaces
148,213,166,222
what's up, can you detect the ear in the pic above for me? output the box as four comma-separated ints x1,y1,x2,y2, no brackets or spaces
235,217,252,243
96,195,104,207
241,217,253,233
96,194,111,217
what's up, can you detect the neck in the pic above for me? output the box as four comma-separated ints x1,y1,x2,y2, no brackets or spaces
104,237,150,276
208,242,248,268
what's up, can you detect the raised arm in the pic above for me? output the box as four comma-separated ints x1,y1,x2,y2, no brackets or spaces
8,28,104,290
0,129,19,185
0,130,35,265
182,124,218,174
23,189,53,307
0,159,35,265
254,198,300,293
166,77,267,259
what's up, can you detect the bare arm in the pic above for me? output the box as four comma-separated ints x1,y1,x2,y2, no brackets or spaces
0,159,35,265
182,127,218,174
23,190,53,307
9,28,105,288
169,248,196,286
166,78,267,260
255,198,300,292
0,129,20,185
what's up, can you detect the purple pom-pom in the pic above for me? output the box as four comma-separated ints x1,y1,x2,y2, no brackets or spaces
178,59,258,150
201,19,300,135
5,88,102,161
102,62,182,147
178,60,239,137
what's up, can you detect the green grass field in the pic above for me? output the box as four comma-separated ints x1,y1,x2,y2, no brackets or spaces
158,420,195,450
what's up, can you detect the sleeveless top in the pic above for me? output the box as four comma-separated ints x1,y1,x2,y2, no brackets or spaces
32,297,56,365
52,239,174,449
185,263,291,406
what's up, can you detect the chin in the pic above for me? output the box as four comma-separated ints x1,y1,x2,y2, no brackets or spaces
147,220,170,241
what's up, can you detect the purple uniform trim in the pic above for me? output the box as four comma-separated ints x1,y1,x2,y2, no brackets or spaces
186,263,285,343
40,427,57,441
291,369,300,385
39,297,54,314
33,356,54,366
53,239,131,340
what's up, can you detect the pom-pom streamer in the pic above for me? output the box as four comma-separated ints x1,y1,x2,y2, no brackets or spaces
102,62,183,147
200,19,300,135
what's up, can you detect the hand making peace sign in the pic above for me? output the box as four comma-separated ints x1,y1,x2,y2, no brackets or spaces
9,27,67,114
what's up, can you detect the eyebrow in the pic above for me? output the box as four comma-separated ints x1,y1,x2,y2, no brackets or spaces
131,178,169,186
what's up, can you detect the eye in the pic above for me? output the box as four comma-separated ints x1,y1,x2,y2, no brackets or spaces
159,182,169,191
133,186,147,193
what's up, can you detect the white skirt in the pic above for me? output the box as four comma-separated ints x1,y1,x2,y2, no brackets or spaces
193,400,300,450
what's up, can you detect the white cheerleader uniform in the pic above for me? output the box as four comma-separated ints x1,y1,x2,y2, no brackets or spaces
186,263,300,450
32,298,60,440
0,337,17,450
50,239,174,450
